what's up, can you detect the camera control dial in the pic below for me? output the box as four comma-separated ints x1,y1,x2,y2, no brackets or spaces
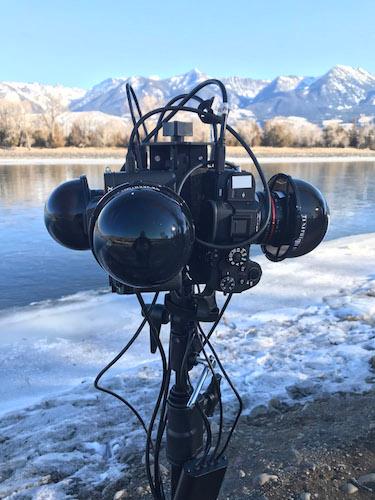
228,247,247,266
220,276,236,293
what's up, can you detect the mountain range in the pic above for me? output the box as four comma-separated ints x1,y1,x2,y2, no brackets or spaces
0,65,374,125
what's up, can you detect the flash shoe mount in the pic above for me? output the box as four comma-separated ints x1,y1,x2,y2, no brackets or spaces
44,78,329,499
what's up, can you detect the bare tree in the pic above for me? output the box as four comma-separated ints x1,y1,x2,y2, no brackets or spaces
261,117,322,147
41,93,67,147
262,121,292,147
323,123,350,148
0,101,31,147
235,121,262,146
358,125,375,149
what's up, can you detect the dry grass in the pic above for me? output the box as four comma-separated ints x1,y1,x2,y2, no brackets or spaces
0,145,374,159
0,147,126,159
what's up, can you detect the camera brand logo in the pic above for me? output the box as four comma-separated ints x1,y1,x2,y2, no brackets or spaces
294,214,308,248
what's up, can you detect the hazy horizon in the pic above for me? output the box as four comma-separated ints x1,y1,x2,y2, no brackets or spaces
1,64,375,90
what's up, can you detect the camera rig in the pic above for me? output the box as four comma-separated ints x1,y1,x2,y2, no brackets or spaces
45,79,329,499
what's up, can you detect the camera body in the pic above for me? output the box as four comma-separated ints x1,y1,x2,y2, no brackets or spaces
101,121,262,294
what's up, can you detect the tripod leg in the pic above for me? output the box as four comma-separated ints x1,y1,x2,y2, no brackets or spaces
171,465,182,498
165,303,204,498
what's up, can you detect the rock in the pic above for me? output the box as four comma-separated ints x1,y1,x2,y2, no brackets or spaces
0,468,13,482
40,474,54,485
369,356,375,371
239,469,246,478
250,405,269,418
300,493,311,500
358,472,375,485
253,472,278,486
286,382,319,400
268,398,289,412
302,462,317,472
340,483,359,494
288,447,303,465
114,490,128,500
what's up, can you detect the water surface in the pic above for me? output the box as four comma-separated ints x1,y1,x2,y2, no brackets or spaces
0,160,374,310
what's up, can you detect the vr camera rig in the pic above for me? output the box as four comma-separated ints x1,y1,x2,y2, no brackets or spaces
45,79,329,500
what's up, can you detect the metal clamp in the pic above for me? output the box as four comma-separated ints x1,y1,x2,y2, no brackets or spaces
187,356,216,408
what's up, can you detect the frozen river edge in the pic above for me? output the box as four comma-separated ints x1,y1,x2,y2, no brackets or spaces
0,232,374,499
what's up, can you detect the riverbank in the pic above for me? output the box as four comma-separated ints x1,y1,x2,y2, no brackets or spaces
0,146,374,166
1,233,375,498
99,389,375,499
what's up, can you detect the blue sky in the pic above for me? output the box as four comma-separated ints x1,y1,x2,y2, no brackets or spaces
1,0,374,88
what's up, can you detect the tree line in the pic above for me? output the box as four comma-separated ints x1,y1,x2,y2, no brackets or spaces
0,100,374,149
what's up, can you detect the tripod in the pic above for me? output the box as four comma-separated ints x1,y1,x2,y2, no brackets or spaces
141,284,234,500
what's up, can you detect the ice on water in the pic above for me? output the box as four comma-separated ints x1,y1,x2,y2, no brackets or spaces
0,233,374,498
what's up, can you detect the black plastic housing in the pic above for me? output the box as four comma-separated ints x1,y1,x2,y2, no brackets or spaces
91,183,195,288
174,456,228,500
257,173,330,261
44,176,103,250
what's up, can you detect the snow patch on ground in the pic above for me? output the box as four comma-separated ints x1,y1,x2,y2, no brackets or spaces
0,233,374,498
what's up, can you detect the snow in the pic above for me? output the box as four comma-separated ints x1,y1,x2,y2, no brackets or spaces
0,233,375,498
1,155,375,167
1,65,374,124
56,111,129,135
0,82,85,113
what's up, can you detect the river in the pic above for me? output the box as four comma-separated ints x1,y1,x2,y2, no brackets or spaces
0,160,374,310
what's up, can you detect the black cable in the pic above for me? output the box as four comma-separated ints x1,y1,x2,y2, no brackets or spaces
195,123,272,248
126,83,148,141
196,326,223,461
142,79,228,144
136,292,169,500
178,292,232,387
197,326,243,460
153,341,172,498
154,93,204,142
130,85,149,137
176,294,232,463
185,370,213,466
176,160,242,196
125,103,271,248
203,293,233,346
154,92,216,153
196,400,212,461
126,84,141,146
127,105,204,152
94,293,159,442
179,328,197,387
176,162,208,195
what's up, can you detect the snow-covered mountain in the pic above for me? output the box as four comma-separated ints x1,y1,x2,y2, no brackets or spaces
68,69,270,117
0,81,85,113
249,65,375,122
0,65,374,123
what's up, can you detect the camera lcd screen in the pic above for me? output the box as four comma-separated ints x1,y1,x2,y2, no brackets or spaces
232,175,252,189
